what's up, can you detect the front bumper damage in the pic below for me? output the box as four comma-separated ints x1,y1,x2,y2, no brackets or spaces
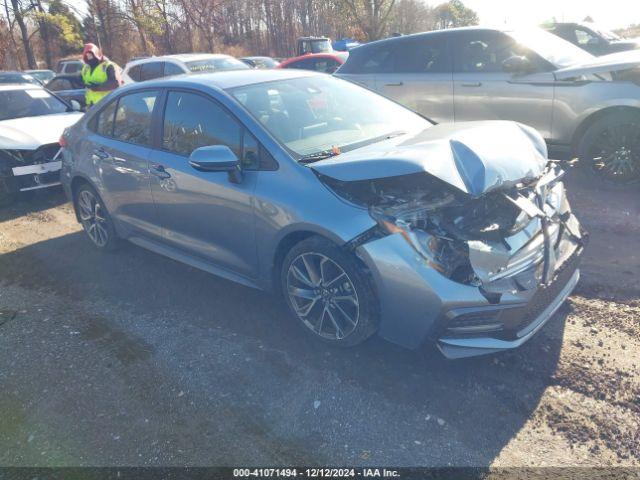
1,144,63,193
355,168,586,358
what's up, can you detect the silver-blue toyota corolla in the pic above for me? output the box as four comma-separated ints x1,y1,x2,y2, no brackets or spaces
60,69,585,358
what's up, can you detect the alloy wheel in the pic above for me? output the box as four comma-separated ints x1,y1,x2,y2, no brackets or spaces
586,121,640,183
77,189,109,247
286,252,360,341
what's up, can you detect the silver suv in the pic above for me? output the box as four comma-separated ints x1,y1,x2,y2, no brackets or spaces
337,27,640,185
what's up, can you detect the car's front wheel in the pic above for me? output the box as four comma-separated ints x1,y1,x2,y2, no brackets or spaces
578,112,640,187
281,236,378,347
75,184,119,251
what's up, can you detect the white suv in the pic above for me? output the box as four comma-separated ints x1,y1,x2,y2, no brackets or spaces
122,53,249,84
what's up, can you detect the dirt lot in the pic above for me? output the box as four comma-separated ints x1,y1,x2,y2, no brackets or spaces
0,168,638,467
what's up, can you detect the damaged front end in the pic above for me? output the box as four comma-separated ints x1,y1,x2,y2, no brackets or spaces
321,163,585,358
0,144,63,203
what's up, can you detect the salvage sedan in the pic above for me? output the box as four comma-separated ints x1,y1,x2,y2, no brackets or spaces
60,70,585,358
0,84,83,205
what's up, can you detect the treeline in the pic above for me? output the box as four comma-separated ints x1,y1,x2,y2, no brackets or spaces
1,0,479,69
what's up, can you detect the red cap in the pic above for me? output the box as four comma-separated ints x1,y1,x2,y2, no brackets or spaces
82,43,103,63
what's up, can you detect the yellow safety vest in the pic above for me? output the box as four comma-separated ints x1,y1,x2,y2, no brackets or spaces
81,61,113,106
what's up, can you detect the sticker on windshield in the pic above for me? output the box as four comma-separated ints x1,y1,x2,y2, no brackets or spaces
26,89,51,99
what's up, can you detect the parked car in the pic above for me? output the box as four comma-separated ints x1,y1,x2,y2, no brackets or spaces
337,27,640,185
45,74,86,109
545,22,640,56
122,54,249,84
59,70,584,359
0,84,83,205
240,56,280,69
57,60,83,75
0,71,41,85
278,52,348,73
24,69,56,83
297,36,333,56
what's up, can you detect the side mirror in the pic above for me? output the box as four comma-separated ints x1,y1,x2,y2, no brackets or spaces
69,99,82,111
502,55,534,75
189,145,243,183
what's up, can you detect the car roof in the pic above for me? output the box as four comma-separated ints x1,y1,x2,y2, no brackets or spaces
125,53,234,68
119,68,319,92
25,69,54,73
354,26,516,49
0,83,43,91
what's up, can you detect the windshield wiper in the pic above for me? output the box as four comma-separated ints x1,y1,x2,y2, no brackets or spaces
299,149,340,164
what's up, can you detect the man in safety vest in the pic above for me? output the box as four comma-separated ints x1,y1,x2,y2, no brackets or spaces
81,43,119,107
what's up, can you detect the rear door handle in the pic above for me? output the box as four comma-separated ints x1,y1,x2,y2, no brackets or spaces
151,163,171,179
461,82,482,87
385,81,404,87
92,147,110,160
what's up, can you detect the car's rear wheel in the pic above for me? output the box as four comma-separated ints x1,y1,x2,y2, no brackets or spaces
577,112,640,187
75,184,119,251
281,236,378,347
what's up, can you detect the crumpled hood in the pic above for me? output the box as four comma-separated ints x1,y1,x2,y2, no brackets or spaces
0,113,83,150
310,121,548,197
554,49,640,79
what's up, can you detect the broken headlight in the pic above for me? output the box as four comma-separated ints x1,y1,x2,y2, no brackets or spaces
369,204,476,283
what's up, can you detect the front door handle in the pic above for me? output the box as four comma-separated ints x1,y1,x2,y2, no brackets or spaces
461,82,482,87
385,81,404,87
150,163,171,179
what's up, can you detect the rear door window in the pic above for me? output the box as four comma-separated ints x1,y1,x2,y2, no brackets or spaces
127,64,142,82
353,44,396,73
112,90,159,145
140,62,164,81
286,58,316,70
94,99,118,137
395,36,451,73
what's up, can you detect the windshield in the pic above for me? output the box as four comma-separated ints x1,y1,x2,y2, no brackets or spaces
0,88,68,121
231,75,431,158
591,25,621,41
27,71,55,82
509,28,594,68
186,57,250,74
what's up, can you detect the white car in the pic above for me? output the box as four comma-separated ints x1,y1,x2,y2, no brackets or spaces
0,84,83,205
122,53,249,84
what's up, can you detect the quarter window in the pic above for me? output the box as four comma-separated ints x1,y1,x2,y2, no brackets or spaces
162,91,241,157
112,90,158,145
163,62,184,77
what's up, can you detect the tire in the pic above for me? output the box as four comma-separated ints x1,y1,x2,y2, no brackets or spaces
281,236,378,347
577,112,640,187
74,183,120,251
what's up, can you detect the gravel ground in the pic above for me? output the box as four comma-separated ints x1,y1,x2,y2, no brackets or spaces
0,168,638,467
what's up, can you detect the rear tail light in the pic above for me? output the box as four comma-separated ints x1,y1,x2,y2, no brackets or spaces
59,135,68,148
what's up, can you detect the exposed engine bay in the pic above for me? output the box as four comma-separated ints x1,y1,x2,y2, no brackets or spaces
323,164,585,297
